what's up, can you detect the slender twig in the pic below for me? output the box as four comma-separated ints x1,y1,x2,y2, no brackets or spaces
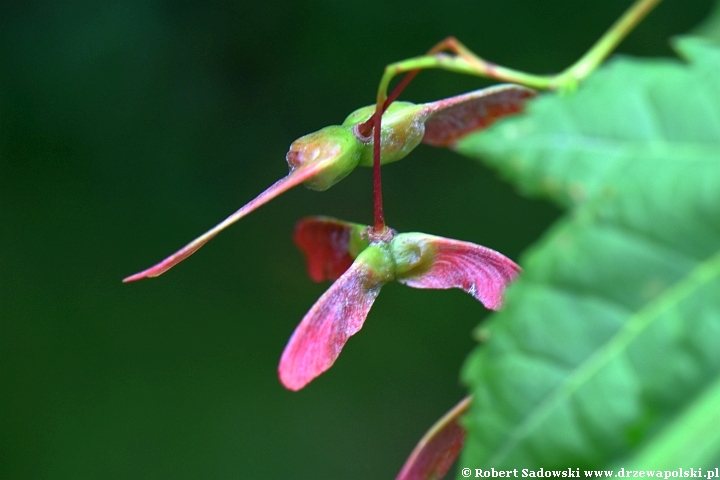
362,0,661,235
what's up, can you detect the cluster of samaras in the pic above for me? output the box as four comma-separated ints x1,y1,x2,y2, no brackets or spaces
125,85,535,389
124,2,660,477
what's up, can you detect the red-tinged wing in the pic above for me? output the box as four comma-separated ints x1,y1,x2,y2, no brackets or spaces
278,259,383,391
123,165,320,282
396,396,470,480
293,217,366,282
421,84,537,147
398,235,520,310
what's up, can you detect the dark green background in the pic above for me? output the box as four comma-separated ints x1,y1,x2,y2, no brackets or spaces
0,1,712,478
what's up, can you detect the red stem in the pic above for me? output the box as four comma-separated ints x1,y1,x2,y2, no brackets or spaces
385,69,420,108
357,69,420,137
372,110,384,233
367,69,421,233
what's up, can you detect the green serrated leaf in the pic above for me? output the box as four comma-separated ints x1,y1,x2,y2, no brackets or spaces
455,40,720,208
454,37,720,474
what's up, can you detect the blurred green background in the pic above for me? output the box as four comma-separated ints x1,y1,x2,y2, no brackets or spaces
0,1,713,478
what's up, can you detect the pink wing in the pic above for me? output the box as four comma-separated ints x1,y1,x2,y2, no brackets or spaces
396,396,470,480
293,217,362,282
398,235,520,310
123,165,320,282
278,259,383,391
421,84,537,147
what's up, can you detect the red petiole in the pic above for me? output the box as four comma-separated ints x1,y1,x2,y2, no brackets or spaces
360,69,422,235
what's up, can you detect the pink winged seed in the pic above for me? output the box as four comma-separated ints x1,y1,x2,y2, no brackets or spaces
123,165,321,282
421,84,537,148
396,396,471,480
278,260,384,391
293,217,356,282
399,235,520,310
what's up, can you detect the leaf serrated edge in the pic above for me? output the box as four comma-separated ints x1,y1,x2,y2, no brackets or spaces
485,247,720,465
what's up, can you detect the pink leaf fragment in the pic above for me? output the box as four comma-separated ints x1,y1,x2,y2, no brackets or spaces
396,396,471,480
123,165,321,283
293,217,364,282
398,235,520,310
421,84,537,147
278,259,384,391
